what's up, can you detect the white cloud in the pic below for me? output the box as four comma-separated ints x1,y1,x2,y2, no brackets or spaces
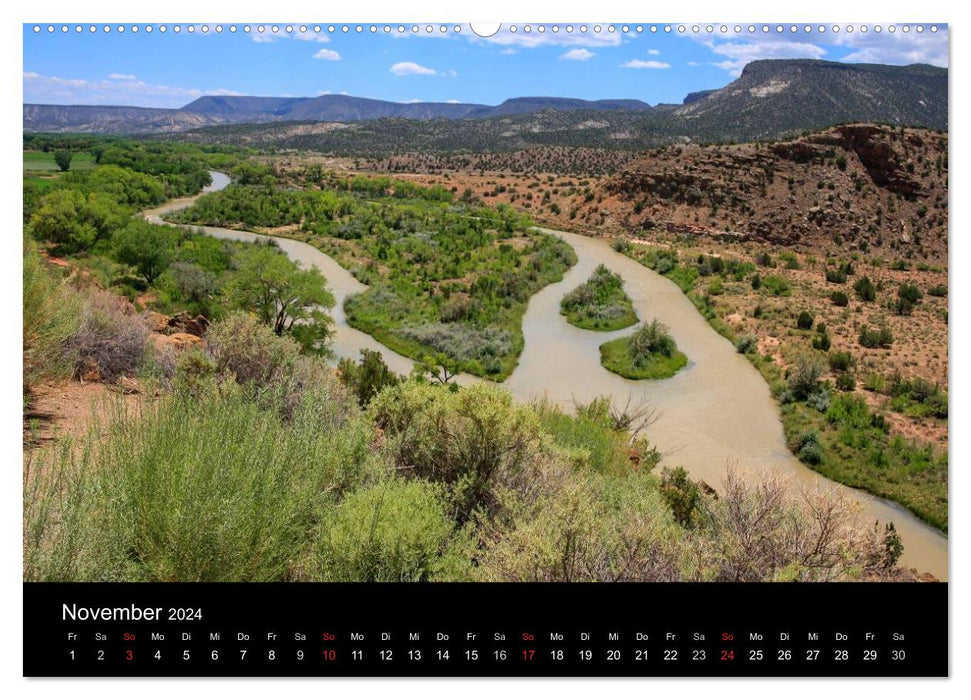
833,27,948,67
680,28,946,77
448,69,459,77
312,48,341,61
500,48,517,55
390,61,437,76
445,99,461,104
560,48,595,61
647,49,660,55
687,61,701,67
703,40,827,76
23,71,244,108
621,59,671,69
316,90,350,96
107,73,137,81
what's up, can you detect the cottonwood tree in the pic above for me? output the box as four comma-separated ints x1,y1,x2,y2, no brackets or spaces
112,220,176,284
29,189,126,253
223,244,335,354
54,149,73,172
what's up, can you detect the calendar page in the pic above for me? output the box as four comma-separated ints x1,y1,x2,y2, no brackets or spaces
21,18,949,678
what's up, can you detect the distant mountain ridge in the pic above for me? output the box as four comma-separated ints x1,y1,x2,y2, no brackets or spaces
24,94,654,133
675,59,947,138
23,59,946,137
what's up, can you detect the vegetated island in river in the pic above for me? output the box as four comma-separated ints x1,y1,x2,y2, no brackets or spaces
172,171,577,381
600,319,688,380
560,264,638,331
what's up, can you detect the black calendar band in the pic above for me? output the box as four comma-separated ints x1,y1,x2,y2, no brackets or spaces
24,582,948,677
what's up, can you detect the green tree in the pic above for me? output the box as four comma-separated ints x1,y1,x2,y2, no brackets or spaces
338,349,401,408
54,149,73,172
77,164,166,207
29,189,126,253
414,352,462,386
223,245,335,354
112,220,176,284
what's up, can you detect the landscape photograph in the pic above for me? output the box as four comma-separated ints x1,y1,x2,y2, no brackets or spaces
22,22,948,584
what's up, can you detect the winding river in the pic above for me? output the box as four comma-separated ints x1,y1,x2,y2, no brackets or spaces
143,172,948,579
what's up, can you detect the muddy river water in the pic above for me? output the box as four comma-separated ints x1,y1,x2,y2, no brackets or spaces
143,172,947,578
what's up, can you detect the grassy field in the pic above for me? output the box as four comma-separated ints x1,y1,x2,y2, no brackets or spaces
23,151,96,172
23,175,58,192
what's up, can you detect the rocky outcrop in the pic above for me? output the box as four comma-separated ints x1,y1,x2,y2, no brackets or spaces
602,124,947,256
144,311,210,356
817,124,924,198
167,311,210,337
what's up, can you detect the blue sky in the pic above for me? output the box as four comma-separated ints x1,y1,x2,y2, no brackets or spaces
23,23,949,108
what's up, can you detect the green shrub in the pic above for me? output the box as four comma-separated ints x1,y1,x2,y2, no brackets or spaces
67,289,150,381
830,291,849,307
397,323,512,376
761,275,791,296
796,310,814,330
560,264,637,331
206,311,302,387
829,351,855,373
338,349,401,408
659,467,705,528
895,283,923,316
755,251,773,267
474,472,681,582
898,283,922,304
859,326,894,349
735,335,758,354
812,331,831,352
927,284,947,297
630,319,676,359
533,396,661,476
787,355,826,402
611,238,631,253
779,252,801,270
23,238,82,393
825,268,848,284
368,382,548,523
796,431,824,464
854,276,876,302
311,480,459,582
835,372,856,392
24,387,376,582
